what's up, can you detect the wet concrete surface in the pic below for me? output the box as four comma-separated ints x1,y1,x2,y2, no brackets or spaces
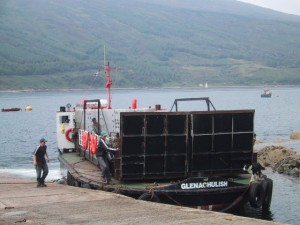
0,174,287,225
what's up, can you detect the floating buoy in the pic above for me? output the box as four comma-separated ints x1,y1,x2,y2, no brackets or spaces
25,105,32,111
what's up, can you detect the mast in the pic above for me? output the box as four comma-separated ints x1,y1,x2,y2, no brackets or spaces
101,45,112,109
105,62,112,109
104,45,106,70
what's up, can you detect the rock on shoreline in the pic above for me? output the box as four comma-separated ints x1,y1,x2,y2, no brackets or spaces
290,132,300,140
256,146,300,177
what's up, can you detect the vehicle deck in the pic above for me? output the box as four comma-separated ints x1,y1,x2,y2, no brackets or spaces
58,152,173,190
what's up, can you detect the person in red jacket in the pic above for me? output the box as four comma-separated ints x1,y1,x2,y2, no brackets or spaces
32,138,50,187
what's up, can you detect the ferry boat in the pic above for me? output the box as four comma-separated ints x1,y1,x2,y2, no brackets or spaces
56,62,273,212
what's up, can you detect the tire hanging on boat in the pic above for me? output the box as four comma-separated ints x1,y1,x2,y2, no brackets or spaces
249,182,265,208
262,178,273,211
138,192,160,203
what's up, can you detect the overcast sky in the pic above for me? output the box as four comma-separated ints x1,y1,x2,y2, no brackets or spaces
238,0,300,16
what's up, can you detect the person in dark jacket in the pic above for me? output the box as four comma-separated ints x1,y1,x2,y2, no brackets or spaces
92,118,101,135
71,128,79,152
32,138,50,187
96,131,118,183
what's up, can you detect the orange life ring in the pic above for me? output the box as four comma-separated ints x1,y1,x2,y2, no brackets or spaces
82,132,89,149
65,128,74,142
89,134,98,154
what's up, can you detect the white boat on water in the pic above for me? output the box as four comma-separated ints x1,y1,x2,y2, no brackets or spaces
261,90,272,98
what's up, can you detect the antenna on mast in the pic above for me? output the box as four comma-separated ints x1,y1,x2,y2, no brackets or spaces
103,45,106,67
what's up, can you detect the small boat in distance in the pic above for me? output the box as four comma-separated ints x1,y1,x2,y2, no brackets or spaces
1,107,22,112
261,90,272,98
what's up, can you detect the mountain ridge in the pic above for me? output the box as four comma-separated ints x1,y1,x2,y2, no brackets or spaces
0,0,300,90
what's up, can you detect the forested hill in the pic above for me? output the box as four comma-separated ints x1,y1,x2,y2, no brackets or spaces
1,0,300,90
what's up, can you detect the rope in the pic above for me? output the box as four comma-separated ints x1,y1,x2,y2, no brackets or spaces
112,186,121,194
100,108,109,133
160,192,182,206
220,186,250,212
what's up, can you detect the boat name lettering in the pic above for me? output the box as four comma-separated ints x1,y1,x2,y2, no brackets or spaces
181,181,228,189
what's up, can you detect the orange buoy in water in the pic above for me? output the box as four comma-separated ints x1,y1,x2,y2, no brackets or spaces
25,105,32,111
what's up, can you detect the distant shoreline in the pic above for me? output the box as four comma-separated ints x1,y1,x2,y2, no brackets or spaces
1,84,299,93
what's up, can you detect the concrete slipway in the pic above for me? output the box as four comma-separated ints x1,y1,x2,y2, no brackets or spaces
0,174,285,225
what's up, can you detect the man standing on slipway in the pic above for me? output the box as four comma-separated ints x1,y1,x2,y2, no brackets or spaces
32,138,50,187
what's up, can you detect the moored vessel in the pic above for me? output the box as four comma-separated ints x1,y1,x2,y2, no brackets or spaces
1,107,22,112
56,62,273,212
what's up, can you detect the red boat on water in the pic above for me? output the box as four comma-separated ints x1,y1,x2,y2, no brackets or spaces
1,107,22,112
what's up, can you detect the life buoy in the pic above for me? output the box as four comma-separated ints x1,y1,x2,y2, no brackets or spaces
262,178,273,211
89,134,98,154
65,128,74,142
82,132,89,149
249,182,265,208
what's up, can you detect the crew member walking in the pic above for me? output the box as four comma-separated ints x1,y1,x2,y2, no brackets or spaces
96,131,118,184
33,138,50,187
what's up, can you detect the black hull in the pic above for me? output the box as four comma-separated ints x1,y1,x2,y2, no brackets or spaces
261,94,271,98
114,187,249,209
59,153,250,212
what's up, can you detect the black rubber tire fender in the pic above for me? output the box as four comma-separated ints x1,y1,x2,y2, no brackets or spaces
138,192,160,203
249,182,265,208
262,178,273,211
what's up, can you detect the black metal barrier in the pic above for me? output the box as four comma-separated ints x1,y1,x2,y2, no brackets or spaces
115,110,255,181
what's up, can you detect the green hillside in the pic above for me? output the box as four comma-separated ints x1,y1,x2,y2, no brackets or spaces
1,0,300,90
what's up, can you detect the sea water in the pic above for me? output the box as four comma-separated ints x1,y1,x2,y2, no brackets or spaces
0,87,299,224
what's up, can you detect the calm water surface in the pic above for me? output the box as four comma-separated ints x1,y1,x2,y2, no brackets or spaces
0,87,299,224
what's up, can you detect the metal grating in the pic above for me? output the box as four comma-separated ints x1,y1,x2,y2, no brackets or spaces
116,110,254,181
